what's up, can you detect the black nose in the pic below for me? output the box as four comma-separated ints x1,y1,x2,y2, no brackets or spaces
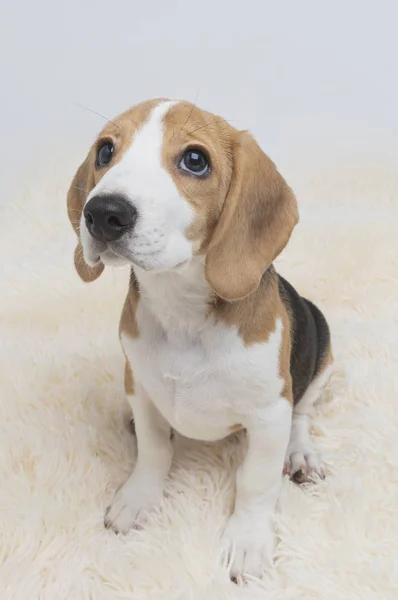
84,195,137,242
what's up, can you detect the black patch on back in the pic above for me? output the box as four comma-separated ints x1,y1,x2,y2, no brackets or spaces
278,275,330,405
303,297,331,378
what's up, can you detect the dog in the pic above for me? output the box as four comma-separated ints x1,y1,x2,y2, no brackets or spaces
67,98,332,579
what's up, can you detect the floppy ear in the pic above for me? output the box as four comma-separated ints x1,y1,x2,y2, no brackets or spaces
205,131,298,301
67,156,104,282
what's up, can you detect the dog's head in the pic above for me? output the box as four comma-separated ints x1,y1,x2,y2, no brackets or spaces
67,99,298,300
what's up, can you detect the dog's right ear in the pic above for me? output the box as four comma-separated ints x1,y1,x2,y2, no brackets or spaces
67,155,104,282
205,131,298,301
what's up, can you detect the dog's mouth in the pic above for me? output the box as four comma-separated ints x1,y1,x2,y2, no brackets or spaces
92,248,189,273
92,245,160,270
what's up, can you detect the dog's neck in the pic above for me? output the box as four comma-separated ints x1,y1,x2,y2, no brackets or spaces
133,257,212,338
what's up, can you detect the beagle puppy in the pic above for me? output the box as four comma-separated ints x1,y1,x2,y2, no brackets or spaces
67,99,332,579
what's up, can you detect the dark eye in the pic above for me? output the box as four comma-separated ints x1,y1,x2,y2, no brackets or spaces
96,141,114,167
179,148,209,176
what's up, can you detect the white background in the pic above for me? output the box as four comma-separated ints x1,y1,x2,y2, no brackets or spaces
1,0,397,194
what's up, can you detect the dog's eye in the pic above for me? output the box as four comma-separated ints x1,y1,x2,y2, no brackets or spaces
97,141,114,167
179,149,209,176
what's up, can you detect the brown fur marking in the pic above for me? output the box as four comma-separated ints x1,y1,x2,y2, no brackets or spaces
119,271,140,399
162,102,234,248
213,268,293,404
119,270,140,341
205,132,298,302
124,360,134,396
230,424,244,433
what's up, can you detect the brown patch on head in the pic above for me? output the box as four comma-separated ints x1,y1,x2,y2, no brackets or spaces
66,98,166,281
161,102,234,247
160,102,298,301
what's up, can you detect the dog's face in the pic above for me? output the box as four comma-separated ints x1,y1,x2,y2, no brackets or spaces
68,99,298,300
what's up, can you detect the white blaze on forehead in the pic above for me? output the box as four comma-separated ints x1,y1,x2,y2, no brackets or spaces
85,99,195,271
90,100,179,202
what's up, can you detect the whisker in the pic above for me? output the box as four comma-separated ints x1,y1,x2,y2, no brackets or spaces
187,118,235,136
181,88,201,133
69,101,120,129
127,117,140,129
12,203,51,232
69,184,90,195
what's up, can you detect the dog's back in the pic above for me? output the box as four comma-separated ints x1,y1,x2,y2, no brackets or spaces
278,275,331,405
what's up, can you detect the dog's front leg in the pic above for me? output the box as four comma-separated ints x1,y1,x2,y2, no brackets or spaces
105,385,173,533
222,398,292,580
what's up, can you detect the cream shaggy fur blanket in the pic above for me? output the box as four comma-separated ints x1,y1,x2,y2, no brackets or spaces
1,151,397,599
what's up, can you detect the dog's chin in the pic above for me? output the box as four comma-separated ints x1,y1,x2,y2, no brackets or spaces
84,244,191,273
83,248,130,269
99,249,131,267
131,255,191,273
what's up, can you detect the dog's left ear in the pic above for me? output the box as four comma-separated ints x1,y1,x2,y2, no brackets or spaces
205,131,298,301
67,155,104,282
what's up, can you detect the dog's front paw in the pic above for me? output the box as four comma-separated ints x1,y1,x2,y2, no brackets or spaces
104,478,163,534
221,511,275,582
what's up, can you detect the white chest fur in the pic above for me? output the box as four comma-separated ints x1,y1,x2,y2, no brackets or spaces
121,261,284,441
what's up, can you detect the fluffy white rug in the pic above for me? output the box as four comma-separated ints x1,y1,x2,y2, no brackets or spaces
1,150,397,600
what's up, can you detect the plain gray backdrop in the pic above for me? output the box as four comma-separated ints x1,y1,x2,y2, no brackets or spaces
1,0,397,195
